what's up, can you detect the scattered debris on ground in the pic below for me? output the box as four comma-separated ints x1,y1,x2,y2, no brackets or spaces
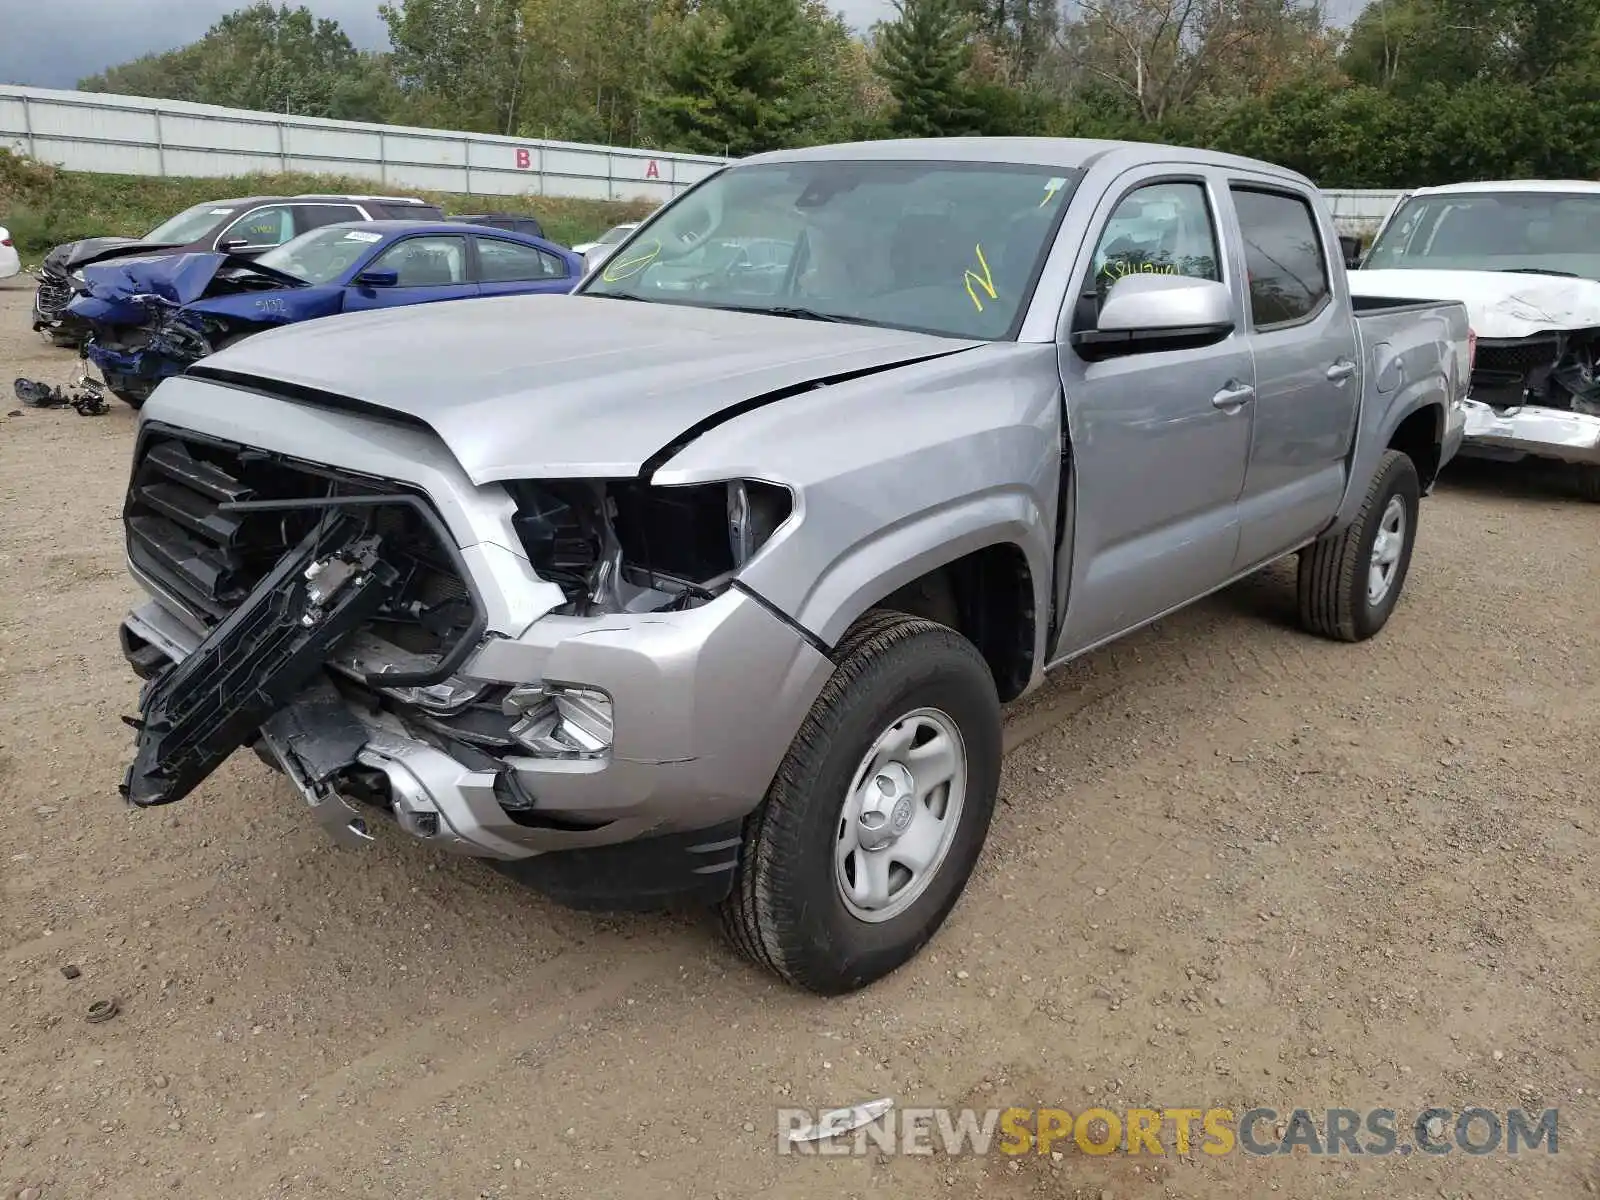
14,375,109,416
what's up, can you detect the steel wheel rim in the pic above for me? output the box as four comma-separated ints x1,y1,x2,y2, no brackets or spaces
1367,494,1407,606
835,706,968,924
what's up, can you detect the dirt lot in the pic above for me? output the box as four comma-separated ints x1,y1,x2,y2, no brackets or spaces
0,272,1595,1200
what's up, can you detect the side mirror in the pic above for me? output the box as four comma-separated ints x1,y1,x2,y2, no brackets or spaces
1338,234,1364,270
218,238,250,253
1072,274,1234,360
584,244,619,274
354,268,399,288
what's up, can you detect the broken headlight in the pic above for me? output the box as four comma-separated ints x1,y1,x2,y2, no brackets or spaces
508,478,793,614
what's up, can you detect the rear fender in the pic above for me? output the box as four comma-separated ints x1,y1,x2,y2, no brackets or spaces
1329,308,1464,533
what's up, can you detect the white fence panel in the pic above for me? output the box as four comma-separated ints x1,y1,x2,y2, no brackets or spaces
0,84,727,203
0,85,1424,231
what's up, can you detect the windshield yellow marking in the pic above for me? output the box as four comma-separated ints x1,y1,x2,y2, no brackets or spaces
1040,176,1067,207
600,240,661,283
964,244,997,312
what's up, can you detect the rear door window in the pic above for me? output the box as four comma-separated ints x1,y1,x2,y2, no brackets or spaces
290,203,366,231
476,237,568,282
1229,187,1330,328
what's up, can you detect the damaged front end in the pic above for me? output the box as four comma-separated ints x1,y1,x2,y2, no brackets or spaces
117,417,829,900
120,427,485,811
84,299,224,400
504,476,793,619
1462,327,1600,474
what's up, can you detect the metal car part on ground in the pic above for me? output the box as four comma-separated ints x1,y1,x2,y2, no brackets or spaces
1352,180,1600,500
115,137,1470,996
30,193,445,347
69,221,583,409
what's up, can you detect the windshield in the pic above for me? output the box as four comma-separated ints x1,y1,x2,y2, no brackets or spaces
256,226,384,283
578,160,1077,339
144,202,237,245
1364,191,1600,278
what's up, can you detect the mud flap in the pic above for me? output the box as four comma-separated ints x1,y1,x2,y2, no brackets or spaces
120,514,399,808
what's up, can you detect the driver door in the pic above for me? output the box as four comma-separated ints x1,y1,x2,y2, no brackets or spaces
1050,170,1257,659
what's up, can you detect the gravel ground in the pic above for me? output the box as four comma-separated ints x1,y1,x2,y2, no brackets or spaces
0,274,1596,1200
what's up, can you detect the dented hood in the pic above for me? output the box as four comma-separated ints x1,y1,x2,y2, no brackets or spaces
79,251,302,306
45,236,184,273
192,294,981,482
1351,268,1600,339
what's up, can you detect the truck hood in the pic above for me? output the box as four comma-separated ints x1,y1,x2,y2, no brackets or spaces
191,294,982,483
1351,268,1600,339
80,251,302,306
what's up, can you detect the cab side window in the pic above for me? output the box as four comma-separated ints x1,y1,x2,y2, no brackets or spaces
1090,182,1221,301
217,205,297,250
1229,186,1330,327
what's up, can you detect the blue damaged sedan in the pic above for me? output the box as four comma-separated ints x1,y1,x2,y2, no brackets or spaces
68,220,583,408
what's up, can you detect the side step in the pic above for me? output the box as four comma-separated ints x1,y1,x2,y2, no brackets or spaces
121,514,399,808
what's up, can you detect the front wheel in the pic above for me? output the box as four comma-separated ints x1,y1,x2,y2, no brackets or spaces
720,610,1001,995
1297,448,1421,642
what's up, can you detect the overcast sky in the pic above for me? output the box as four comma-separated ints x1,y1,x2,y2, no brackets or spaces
1,0,1371,92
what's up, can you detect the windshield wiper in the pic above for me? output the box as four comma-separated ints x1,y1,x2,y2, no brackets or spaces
1497,267,1582,278
719,303,881,326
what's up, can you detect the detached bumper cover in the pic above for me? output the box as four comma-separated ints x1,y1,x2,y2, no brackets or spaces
1459,398,1600,466
120,582,834,861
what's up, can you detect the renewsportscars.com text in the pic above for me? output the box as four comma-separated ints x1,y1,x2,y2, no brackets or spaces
777,1106,1559,1157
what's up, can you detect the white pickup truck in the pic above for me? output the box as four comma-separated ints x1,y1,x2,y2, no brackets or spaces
1352,180,1600,500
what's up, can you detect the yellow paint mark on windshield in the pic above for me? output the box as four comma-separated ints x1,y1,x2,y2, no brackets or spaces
1039,176,1067,207
964,244,997,312
601,240,661,283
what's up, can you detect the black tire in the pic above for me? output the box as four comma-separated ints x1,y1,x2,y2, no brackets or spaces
1577,464,1600,504
1297,448,1421,642
103,373,149,411
720,610,1001,995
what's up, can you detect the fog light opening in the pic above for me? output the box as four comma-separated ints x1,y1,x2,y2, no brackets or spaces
503,683,613,759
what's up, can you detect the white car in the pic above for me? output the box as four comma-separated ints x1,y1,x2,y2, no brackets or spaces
0,226,20,280
572,222,639,257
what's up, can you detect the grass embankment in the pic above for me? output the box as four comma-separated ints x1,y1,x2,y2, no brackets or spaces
0,150,653,260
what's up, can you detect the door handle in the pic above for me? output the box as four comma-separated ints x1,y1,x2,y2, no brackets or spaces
1211,382,1255,410
1326,359,1357,383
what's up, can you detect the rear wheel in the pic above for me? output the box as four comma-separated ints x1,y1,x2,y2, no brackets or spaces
720,610,1001,995
1297,449,1420,642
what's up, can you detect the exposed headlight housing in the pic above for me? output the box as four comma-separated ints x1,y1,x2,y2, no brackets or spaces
507,478,793,614
503,683,614,759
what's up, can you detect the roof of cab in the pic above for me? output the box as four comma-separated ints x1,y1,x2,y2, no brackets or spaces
738,136,1313,186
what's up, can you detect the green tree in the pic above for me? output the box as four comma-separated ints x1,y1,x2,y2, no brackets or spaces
382,0,528,133
645,0,838,155
81,3,391,121
873,0,983,136
1342,0,1600,94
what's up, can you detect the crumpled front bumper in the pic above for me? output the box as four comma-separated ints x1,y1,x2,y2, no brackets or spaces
119,582,835,864
1459,398,1600,466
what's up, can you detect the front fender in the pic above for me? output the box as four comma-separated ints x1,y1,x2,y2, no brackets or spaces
652,341,1063,653
186,286,340,324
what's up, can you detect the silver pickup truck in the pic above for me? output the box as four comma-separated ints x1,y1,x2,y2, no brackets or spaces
116,138,1470,995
